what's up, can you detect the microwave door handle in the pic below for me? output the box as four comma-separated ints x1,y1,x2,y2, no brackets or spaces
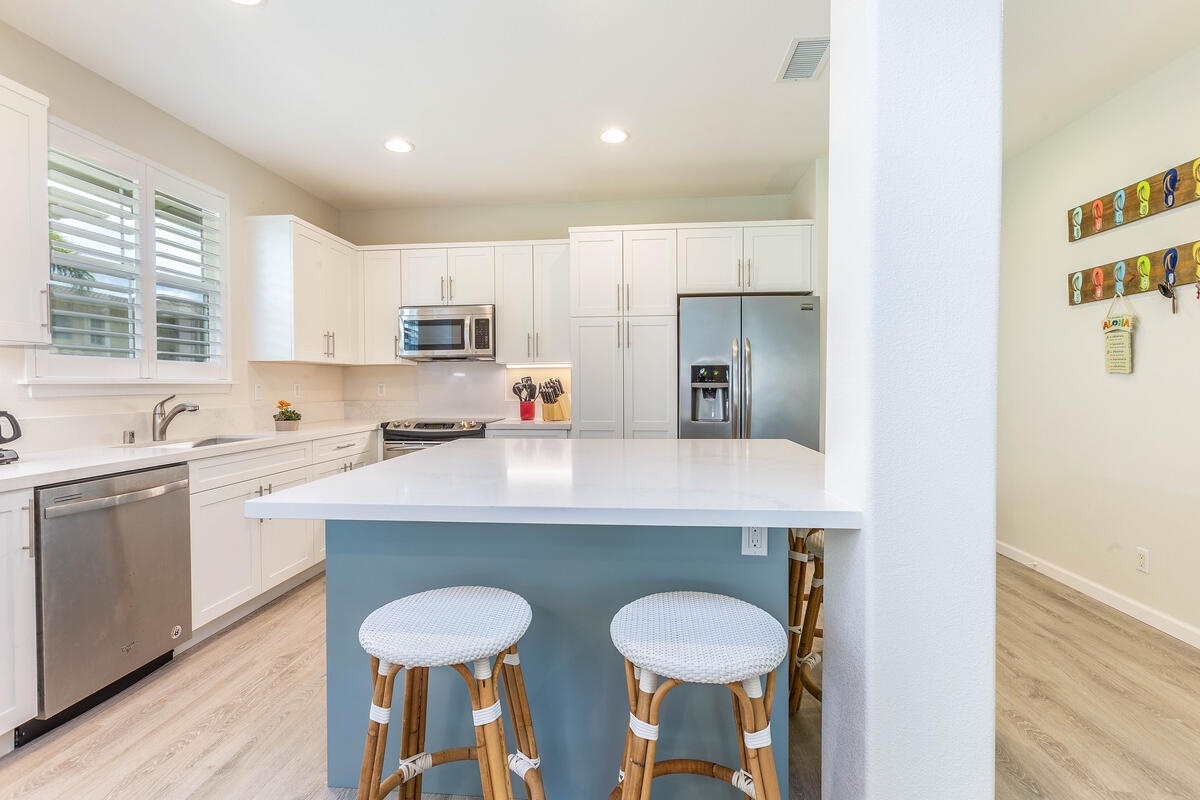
463,316,473,354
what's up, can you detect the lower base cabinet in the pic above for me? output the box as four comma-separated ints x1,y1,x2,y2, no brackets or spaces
0,490,36,734
190,466,314,629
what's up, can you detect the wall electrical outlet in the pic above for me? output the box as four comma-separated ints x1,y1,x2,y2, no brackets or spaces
253,383,263,401
292,383,301,398
377,383,387,398
742,526,768,557
1136,547,1150,574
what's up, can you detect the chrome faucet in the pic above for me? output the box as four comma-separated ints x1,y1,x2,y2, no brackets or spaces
152,395,199,441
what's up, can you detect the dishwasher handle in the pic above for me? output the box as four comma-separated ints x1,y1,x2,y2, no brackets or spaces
42,478,190,519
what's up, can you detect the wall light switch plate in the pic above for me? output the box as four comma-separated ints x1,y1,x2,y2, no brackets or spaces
742,526,767,556
253,383,263,401
292,383,301,398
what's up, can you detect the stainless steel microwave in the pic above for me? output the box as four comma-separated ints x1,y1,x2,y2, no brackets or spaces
397,304,495,360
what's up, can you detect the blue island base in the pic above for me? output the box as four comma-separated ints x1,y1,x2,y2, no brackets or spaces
326,521,788,799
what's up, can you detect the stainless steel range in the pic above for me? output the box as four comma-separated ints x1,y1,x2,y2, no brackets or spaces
380,418,500,459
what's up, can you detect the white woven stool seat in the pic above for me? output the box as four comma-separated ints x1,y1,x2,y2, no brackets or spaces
610,591,787,684
806,529,825,559
359,586,531,668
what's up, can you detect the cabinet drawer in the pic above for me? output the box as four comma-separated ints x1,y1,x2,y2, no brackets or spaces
189,442,314,494
312,430,375,464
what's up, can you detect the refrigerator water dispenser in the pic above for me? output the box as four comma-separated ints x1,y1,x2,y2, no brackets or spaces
690,364,730,423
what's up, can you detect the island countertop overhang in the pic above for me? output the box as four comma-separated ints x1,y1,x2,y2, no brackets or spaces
243,438,862,529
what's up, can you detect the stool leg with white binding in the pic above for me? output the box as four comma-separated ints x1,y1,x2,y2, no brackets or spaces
499,645,546,800
358,657,402,800
398,666,429,800
786,528,812,713
731,674,782,800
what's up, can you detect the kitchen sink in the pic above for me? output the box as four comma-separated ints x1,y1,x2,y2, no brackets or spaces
112,434,269,449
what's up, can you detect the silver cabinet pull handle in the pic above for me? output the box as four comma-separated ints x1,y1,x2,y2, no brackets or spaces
737,258,743,287
616,282,621,313
267,483,273,494
744,337,752,438
535,332,540,357
747,259,752,287
395,335,400,359
731,338,740,438
330,331,335,358
527,333,531,357
441,276,446,302
334,442,356,450
21,505,33,558
449,276,454,301
626,283,630,311
626,319,630,348
617,321,621,349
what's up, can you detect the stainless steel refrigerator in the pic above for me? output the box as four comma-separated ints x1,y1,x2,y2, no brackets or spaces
678,295,820,448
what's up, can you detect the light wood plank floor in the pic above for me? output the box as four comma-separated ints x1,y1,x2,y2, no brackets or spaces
5,557,1199,799
789,555,1200,799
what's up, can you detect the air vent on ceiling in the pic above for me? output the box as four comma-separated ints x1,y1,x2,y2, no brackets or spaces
778,37,829,81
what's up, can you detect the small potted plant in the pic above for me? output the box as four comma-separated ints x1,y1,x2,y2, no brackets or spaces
273,400,301,431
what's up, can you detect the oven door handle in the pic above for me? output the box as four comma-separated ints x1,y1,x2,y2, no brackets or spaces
42,479,190,519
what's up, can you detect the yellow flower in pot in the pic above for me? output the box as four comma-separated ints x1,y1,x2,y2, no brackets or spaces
273,400,301,431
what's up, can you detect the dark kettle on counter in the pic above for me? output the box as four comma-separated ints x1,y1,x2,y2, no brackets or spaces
0,411,22,444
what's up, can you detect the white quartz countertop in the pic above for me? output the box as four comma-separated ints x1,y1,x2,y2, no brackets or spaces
487,417,572,430
0,420,380,493
244,438,862,529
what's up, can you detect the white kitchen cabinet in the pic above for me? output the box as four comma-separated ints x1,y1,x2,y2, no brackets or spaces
190,478,262,628
247,215,360,364
259,468,315,591
622,316,678,438
677,224,813,294
676,227,743,294
0,490,36,734
447,247,495,305
570,231,622,317
0,75,49,346
310,431,378,561
497,243,570,364
570,316,676,439
400,249,448,306
401,247,495,307
622,230,677,315
742,225,813,292
571,230,676,317
361,249,406,364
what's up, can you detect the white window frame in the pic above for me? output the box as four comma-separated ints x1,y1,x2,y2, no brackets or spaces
26,120,232,391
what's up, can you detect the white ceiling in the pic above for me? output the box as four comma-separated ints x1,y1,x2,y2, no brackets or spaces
0,1,1198,210
0,0,830,210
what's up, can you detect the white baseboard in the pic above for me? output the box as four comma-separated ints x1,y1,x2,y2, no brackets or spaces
0,729,13,757
997,540,1200,651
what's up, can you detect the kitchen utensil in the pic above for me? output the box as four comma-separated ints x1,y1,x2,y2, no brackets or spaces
0,411,21,465
1158,282,1177,314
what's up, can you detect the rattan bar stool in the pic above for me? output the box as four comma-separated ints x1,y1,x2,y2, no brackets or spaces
355,586,546,800
607,591,787,800
788,528,824,714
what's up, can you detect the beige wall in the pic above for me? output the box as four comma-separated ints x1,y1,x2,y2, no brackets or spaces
999,45,1200,641
0,21,346,449
340,194,793,245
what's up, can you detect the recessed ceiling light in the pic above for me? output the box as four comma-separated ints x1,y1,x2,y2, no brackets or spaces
600,128,629,144
384,138,414,153
229,0,265,6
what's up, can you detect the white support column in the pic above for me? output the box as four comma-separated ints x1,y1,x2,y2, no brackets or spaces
823,1,1001,798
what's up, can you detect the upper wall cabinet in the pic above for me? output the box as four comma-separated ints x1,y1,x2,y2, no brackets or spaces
677,222,812,295
360,249,406,364
247,216,360,364
496,242,570,364
0,75,50,346
401,247,495,306
569,229,677,317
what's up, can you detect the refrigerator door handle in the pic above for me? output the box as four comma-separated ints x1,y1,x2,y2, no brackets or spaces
731,337,740,438
744,337,752,438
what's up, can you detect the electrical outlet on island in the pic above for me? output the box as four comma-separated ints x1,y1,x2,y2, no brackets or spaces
742,526,767,557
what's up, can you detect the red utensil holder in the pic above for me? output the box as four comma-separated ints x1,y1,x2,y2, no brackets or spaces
519,401,535,421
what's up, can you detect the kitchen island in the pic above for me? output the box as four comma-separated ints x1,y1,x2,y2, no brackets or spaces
244,438,860,799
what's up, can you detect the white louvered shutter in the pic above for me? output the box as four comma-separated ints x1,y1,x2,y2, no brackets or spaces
47,149,141,360
153,190,223,365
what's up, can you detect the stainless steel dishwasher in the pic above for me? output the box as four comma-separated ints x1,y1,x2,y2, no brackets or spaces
34,463,192,720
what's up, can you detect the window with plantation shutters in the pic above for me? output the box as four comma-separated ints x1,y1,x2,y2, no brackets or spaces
154,191,222,364
47,149,141,361
34,121,230,385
